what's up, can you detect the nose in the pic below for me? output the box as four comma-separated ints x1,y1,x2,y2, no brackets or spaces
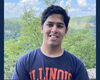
51,24,58,33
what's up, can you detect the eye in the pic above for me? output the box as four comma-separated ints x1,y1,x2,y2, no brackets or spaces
47,23,53,27
57,24,64,28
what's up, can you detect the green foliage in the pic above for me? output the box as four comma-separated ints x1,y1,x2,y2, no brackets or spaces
88,16,96,24
70,16,96,25
4,11,96,79
20,10,42,49
43,0,57,6
4,10,42,79
62,28,96,68
4,19,21,41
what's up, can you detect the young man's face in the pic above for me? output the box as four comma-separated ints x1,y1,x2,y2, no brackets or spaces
41,14,68,47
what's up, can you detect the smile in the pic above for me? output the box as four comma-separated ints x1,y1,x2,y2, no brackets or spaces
49,34,59,38
49,34,59,41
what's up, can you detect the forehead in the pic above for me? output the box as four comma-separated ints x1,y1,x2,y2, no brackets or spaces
46,14,64,23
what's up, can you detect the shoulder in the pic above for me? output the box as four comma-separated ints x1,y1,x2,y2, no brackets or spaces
17,48,40,64
64,50,82,61
15,48,41,72
64,50,84,67
64,50,88,76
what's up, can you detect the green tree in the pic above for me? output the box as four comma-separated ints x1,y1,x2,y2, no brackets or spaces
62,28,96,68
4,10,42,79
43,0,57,6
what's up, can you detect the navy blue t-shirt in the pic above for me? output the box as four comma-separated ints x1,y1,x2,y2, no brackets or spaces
12,48,89,80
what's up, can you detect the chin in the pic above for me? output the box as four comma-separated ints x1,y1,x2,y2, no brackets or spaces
48,42,60,47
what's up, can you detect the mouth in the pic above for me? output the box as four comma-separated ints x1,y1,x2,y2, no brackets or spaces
49,34,59,40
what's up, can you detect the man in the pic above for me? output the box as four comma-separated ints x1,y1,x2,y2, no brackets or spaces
12,5,89,80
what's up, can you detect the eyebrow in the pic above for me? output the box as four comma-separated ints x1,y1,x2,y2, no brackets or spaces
47,21,65,25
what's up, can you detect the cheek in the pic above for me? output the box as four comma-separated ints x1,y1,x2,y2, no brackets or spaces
43,29,50,36
60,30,66,36
61,33,65,38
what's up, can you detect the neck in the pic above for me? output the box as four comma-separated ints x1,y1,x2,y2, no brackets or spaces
40,43,64,57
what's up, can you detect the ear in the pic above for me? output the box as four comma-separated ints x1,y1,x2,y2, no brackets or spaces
40,25,43,33
64,27,68,37
65,27,68,34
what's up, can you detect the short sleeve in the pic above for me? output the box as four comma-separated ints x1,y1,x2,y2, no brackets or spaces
74,63,89,80
12,56,30,80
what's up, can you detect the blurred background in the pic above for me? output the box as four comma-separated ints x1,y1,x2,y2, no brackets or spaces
4,0,96,79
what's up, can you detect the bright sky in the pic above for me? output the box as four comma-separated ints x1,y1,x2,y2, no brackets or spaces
4,0,96,18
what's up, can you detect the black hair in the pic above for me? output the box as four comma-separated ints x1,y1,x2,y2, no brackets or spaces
41,5,70,28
